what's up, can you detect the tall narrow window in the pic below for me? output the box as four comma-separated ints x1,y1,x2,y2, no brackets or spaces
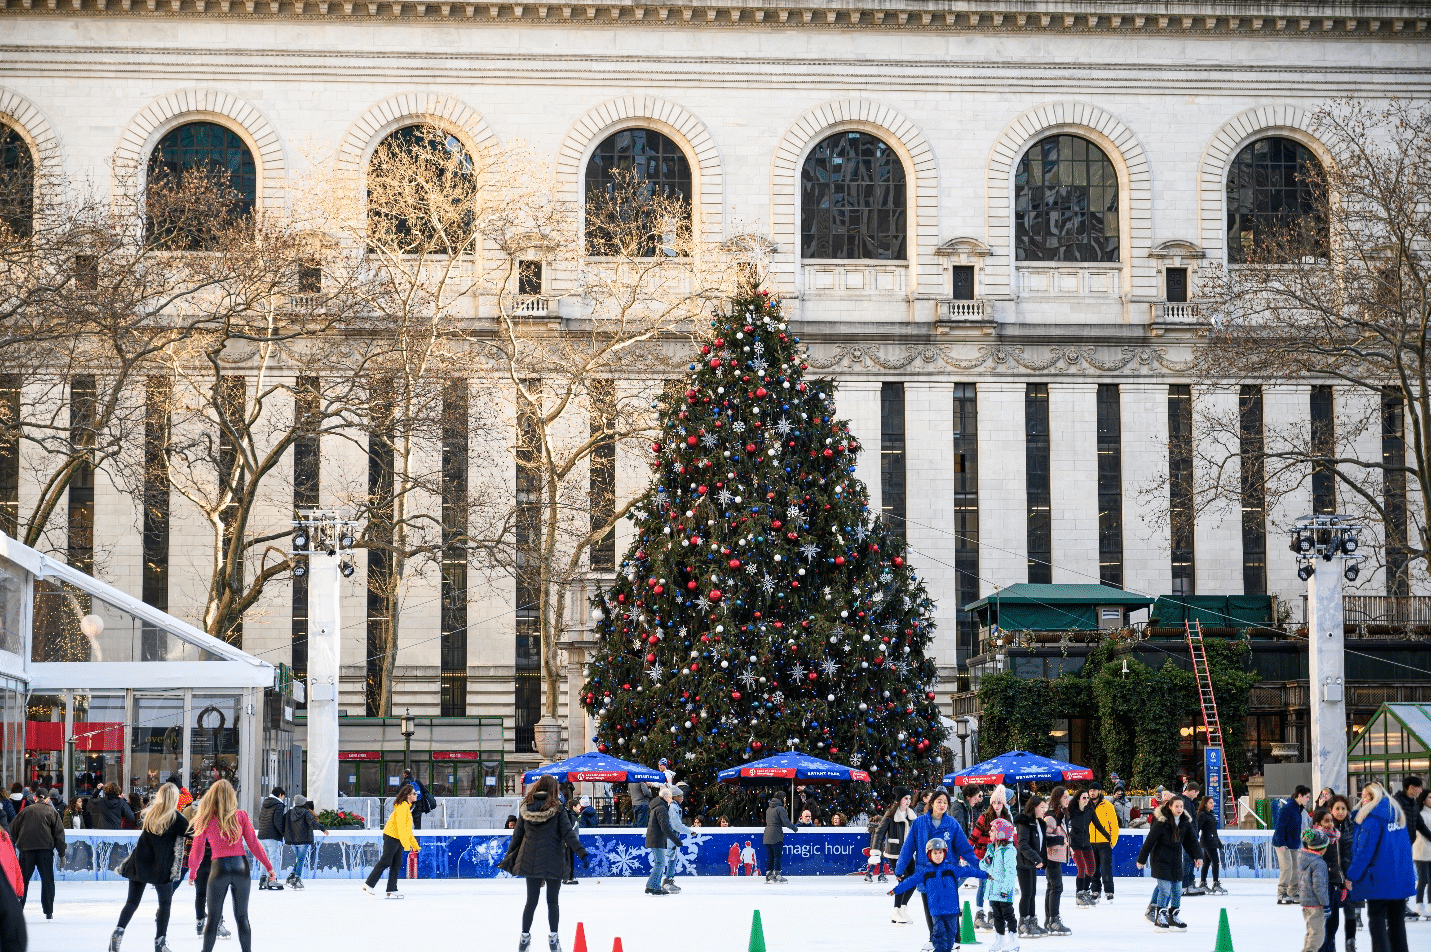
1240,386,1268,595
1015,135,1120,263
291,377,320,692
1383,391,1410,597
441,379,469,717
1169,385,1195,595
366,384,395,717
514,387,542,752
952,385,979,668
589,380,616,571
0,374,18,538
142,377,171,660
1026,384,1052,584
68,376,97,575
801,131,908,260
881,383,906,540
216,377,246,645
1311,386,1335,515
0,122,36,240
1165,268,1189,303
1096,384,1124,588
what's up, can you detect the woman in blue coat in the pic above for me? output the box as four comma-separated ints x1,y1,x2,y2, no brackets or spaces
1345,783,1415,952
896,787,981,941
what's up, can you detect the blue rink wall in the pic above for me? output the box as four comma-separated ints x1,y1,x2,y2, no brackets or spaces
49,829,1279,881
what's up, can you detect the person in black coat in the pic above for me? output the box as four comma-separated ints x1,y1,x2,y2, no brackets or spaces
88,784,136,831
1195,796,1224,893
110,783,188,952
762,793,798,884
9,792,65,920
1014,796,1048,939
1136,799,1202,930
0,866,24,952
503,777,587,952
280,796,327,888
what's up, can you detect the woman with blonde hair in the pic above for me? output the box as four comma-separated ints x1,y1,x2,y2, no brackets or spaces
186,779,274,952
110,783,188,952
1345,783,1415,952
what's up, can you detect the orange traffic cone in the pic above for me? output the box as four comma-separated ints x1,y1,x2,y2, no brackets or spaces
573,923,588,952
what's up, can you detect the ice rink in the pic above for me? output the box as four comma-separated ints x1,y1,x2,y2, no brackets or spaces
23,876,1425,952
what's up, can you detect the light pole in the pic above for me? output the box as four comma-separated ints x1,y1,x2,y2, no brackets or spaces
292,510,359,808
956,717,970,771
1288,514,1364,797
401,708,415,774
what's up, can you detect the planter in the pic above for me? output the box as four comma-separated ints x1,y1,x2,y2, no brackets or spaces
534,715,564,765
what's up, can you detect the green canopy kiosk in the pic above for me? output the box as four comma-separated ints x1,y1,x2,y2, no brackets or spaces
964,583,1156,632
1348,703,1431,793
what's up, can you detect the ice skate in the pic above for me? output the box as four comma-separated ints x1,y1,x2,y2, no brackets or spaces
362,885,379,897
1209,881,1227,896
196,918,205,936
109,927,124,952
155,938,174,952
661,879,681,894
1184,885,1205,896
1076,891,1091,907
1144,903,1158,925
987,933,1006,952
1025,917,1047,938
1167,907,1187,930
1004,934,1021,952
384,891,405,899
864,868,873,883
1153,908,1170,931
644,886,668,895
975,909,992,931
548,932,562,952
877,871,888,883
1017,918,1030,939
1046,917,1071,936
518,933,531,952
216,919,232,940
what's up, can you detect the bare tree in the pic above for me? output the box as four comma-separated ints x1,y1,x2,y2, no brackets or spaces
1196,100,1431,590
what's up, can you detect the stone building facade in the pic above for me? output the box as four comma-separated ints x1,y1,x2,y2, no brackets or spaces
2,2,1429,784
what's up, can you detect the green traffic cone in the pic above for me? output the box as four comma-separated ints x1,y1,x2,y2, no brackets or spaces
960,900,981,945
748,909,766,952
1213,908,1234,952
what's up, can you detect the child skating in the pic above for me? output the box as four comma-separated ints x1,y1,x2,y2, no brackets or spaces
1135,798,1202,931
979,819,1021,951
891,837,988,952
1298,828,1332,952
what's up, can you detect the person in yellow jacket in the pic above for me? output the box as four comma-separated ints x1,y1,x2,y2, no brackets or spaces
363,784,421,898
1086,780,1120,901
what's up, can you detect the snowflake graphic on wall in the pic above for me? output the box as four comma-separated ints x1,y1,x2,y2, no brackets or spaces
586,838,648,878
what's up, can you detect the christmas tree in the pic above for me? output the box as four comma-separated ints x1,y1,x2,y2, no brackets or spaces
579,290,946,818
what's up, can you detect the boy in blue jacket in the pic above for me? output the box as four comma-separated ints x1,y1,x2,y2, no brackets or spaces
891,836,987,952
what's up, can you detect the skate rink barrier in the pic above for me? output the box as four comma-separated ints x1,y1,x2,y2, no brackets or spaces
49,828,1280,881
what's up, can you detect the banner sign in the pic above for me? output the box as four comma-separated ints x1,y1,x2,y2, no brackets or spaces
1204,745,1224,829
53,828,1283,881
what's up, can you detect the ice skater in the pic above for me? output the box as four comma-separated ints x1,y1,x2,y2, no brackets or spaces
362,783,421,898
186,779,275,952
500,775,589,952
1299,828,1333,952
660,784,692,893
891,836,988,952
281,795,328,889
970,787,1014,928
763,791,798,884
897,786,983,951
980,818,1020,951
1135,796,1201,931
109,782,186,952
1196,795,1225,895
1013,795,1047,939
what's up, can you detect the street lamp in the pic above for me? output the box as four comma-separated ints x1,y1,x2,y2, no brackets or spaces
401,708,415,773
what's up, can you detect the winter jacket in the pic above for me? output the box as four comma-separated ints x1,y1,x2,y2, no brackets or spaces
1415,805,1431,863
86,791,135,831
949,799,972,833
667,801,692,840
1066,800,1094,851
1135,811,1201,882
897,811,980,880
627,781,651,808
8,800,65,860
969,807,1011,860
1111,794,1132,828
1333,815,1356,884
282,804,327,846
1297,849,1330,908
0,853,23,952
1041,813,1069,864
892,860,986,915
1392,790,1431,849
647,796,680,849
1195,809,1221,857
762,798,797,846
1322,827,1347,890
1014,813,1046,870
405,777,430,816
507,795,588,880
979,842,1019,903
1272,797,1309,850
1345,794,1416,902
576,805,598,829
125,814,188,885
0,799,12,826
383,801,419,852
256,795,287,841
1087,797,1119,846
873,808,913,862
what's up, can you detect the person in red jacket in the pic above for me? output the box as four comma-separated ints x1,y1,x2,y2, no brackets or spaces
0,827,25,952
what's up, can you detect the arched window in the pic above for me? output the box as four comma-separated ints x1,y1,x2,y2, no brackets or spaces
584,128,693,256
0,122,35,240
1015,134,1120,263
366,124,473,254
146,122,256,249
1226,136,1327,263
800,131,907,260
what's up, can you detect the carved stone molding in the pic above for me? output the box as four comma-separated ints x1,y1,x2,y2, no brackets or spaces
802,341,1199,375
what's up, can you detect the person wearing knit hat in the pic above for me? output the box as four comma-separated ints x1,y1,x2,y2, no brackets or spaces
1299,827,1332,952
281,794,328,890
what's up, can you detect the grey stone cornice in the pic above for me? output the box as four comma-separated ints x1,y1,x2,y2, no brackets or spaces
2,0,1428,37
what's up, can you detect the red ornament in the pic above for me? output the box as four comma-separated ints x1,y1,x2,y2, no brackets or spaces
686,435,698,446
731,690,741,700
715,338,725,347
755,387,767,398
653,585,664,594
729,559,741,569
698,485,708,494
709,589,722,601
709,358,722,368
752,741,763,751
894,557,904,567
687,581,697,590
617,594,626,603
652,442,662,453
598,743,609,753
823,449,833,457
743,325,754,333
745,443,757,454
926,691,937,700
835,556,845,566
646,653,656,663
807,672,818,681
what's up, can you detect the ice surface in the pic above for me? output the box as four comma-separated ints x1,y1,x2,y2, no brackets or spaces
24,876,1422,952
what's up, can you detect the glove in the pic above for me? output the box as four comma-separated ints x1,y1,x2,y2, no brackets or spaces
576,853,589,868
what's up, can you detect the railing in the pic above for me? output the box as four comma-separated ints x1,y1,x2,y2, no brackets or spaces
938,299,987,321
285,293,324,311
1153,301,1206,322
1344,595,1431,627
513,295,553,317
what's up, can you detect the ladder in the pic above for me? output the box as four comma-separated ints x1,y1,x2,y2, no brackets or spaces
1185,620,1240,826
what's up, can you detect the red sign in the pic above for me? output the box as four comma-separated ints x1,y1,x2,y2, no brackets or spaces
740,767,797,779
339,751,382,761
432,752,481,761
26,721,64,751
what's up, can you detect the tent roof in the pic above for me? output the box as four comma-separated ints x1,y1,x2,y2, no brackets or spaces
963,584,1155,613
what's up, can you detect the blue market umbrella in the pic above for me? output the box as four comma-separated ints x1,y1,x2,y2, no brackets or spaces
944,750,1094,787
522,751,665,785
718,751,871,786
